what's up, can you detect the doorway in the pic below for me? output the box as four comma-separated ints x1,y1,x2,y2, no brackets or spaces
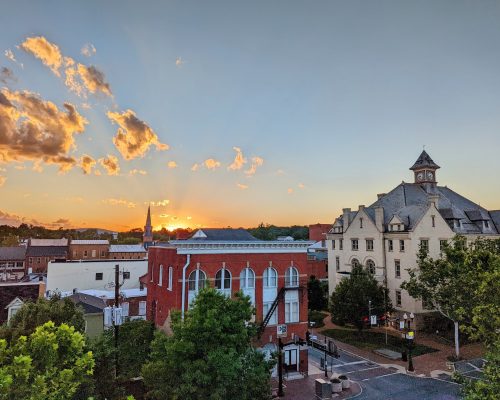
284,348,298,372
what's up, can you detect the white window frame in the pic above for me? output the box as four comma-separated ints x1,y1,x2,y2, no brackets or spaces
285,266,299,287
263,302,278,325
121,302,129,317
168,266,173,291
263,267,277,288
138,301,146,316
158,265,163,286
215,268,232,296
395,260,401,278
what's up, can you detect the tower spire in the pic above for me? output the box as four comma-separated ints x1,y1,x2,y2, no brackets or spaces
143,205,153,247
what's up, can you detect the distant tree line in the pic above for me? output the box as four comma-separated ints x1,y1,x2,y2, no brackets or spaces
247,223,309,241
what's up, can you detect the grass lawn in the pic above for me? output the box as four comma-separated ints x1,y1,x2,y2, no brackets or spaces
321,328,438,357
308,310,328,329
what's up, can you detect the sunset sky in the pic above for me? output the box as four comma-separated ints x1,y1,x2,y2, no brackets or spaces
1,1,500,232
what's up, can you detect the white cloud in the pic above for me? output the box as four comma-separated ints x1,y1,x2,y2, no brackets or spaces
167,161,178,169
175,57,184,67
102,198,136,208
129,169,147,176
204,158,221,170
81,43,96,57
237,183,248,190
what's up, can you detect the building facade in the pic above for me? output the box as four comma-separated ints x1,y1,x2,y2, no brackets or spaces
146,228,313,375
0,246,26,281
68,239,110,260
109,244,147,260
327,151,500,326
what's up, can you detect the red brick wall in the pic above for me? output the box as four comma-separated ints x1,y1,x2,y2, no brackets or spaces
306,259,328,280
308,224,331,242
146,247,310,346
69,244,109,260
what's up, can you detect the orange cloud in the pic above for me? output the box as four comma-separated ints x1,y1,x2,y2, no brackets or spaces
237,183,248,190
0,175,5,187
298,183,305,189
21,36,63,76
129,169,147,176
244,156,264,176
204,158,221,170
191,163,199,171
108,109,168,160
287,188,294,194
102,198,136,208
77,64,112,96
149,199,170,207
167,161,177,169
99,155,120,175
80,154,96,174
0,89,87,172
228,147,247,170
175,57,184,67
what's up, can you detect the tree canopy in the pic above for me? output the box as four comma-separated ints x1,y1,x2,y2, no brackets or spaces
247,223,309,241
142,288,274,400
330,265,392,331
0,295,85,343
307,276,328,311
0,321,94,400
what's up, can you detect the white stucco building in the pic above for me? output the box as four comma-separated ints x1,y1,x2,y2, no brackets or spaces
46,259,147,295
327,151,500,325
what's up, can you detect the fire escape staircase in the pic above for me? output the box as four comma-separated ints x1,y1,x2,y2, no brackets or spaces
258,284,305,337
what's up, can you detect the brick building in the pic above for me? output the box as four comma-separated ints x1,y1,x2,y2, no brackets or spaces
0,246,26,281
109,244,147,260
69,239,110,260
147,228,314,375
308,224,331,242
26,238,68,273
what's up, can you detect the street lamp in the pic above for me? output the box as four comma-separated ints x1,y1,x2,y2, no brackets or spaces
403,313,415,372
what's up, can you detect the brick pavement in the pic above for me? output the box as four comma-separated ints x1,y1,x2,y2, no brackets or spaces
318,313,485,377
271,373,361,400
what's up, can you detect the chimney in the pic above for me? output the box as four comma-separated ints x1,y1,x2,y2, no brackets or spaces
342,208,351,231
428,194,439,208
374,206,384,232
358,205,365,211
377,193,386,200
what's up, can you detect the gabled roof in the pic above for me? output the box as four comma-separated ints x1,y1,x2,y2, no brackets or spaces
68,293,106,314
190,228,259,241
0,246,26,261
410,150,440,171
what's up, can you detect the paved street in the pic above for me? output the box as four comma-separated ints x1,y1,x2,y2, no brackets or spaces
307,346,462,400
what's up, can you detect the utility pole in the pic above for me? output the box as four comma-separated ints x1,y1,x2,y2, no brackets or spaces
114,264,120,377
277,338,284,397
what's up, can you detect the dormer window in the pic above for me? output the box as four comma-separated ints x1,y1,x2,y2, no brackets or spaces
484,220,490,229
455,220,461,229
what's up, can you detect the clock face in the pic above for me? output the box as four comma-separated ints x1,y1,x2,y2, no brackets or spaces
427,171,434,180
417,172,424,181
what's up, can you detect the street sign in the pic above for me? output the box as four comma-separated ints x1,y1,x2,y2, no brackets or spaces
406,330,415,340
370,315,377,326
277,324,287,337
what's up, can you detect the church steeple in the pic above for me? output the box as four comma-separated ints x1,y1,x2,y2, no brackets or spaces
143,205,153,246
410,150,440,185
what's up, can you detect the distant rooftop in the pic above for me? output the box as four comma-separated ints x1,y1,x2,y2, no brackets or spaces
189,228,259,241
26,246,68,257
109,244,146,253
70,240,109,245
0,246,26,261
30,238,68,246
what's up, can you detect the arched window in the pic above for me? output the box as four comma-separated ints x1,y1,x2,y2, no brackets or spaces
188,269,206,292
285,267,299,287
366,260,376,275
215,268,232,296
263,268,277,288
240,268,256,306
351,258,360,268
240,268,255,289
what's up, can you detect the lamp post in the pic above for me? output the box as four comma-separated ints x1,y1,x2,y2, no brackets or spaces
403,313,415,372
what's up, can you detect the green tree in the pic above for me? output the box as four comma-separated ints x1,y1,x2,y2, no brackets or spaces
0,321,94,400
307,276,328,311
0,235,19,247
330,265,392,332
0,295,85,343
401,236,499,358
142,288,274,400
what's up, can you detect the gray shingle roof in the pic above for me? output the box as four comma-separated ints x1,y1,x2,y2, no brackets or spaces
191,228,259,241
409,150,440,171
365,183,498,234
26,246,68,257
0,247,26,261
68,293,106,314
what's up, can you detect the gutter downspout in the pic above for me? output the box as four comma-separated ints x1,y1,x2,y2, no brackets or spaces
181,254,191,320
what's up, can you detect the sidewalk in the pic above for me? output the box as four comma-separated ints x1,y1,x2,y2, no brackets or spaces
318,313,485,377
271,373,362,400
